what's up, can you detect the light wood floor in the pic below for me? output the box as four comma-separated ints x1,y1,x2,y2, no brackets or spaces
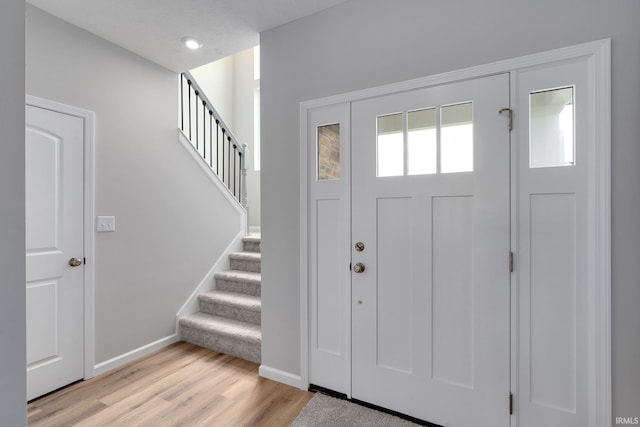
28,342,313,427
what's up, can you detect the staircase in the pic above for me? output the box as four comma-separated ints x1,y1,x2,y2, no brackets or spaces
179,235,261,363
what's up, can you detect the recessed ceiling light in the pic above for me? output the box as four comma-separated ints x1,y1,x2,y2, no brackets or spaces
182,37,203,50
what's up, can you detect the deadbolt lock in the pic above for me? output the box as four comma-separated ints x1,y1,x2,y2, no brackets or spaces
355,242,365,252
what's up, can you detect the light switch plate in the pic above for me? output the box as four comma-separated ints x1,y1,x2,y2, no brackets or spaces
97,216,116,232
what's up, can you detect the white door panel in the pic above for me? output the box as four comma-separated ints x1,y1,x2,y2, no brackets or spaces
351,74,511,426
26,105,84,400
307,103,351,394
515,57,591,427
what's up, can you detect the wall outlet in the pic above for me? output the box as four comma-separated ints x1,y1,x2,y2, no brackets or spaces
97,216,116,232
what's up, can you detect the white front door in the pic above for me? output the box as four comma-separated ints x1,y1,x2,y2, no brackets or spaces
351,74,511,426
26,104,85,400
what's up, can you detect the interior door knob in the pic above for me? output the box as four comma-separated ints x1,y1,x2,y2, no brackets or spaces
353,262,365,273
68,257,82,267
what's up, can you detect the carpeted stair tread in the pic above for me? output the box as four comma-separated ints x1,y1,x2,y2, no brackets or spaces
215,270,261,297
214,270,261,283
242,235,261,253
199,290,261,311
180,313,260,341
229,251,261,261
242,234,261,243
180,313,261,363
198,290,261,324
229,251,261,273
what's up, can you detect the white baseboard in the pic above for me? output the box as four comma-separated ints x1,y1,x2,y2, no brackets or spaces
259,365,305,390
93,334,178,376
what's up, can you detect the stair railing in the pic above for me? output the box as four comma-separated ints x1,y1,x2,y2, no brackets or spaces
179,72,249,232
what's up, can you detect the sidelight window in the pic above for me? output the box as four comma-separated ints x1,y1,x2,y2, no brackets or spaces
529,87,575,168
318,124,341,180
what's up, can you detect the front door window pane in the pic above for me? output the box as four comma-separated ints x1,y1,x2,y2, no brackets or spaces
441,103,473,173
377,113,404,177
408,108,437,175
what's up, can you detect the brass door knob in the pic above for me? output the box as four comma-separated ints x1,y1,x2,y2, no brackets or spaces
353,262,365,273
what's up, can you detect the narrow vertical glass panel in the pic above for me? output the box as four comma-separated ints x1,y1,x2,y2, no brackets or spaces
441,103,473,173
318,124,340,180
408,108,437,175
377,113,404,177
530,87,575,168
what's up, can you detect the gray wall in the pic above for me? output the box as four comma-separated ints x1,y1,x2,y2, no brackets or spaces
26,6,242,364
190,56,235,129
191,48,262,228
232,48,261,230
260,0,640,419
0,0,26,424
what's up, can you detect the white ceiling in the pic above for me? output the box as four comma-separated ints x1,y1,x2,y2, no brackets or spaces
27,0,350,72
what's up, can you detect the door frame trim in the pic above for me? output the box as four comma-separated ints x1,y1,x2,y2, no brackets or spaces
26,95,96,380
299,38,610,426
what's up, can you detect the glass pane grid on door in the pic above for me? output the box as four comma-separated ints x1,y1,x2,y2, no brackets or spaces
376,102,473,177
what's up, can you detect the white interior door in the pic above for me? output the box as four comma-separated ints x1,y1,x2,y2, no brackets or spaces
26,104,85,400
351,74,511,426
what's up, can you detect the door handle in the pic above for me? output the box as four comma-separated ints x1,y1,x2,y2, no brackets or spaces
68,257,82,267
353,262,365,273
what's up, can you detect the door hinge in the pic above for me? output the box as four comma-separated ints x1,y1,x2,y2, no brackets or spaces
499,108,513,131
509,392,513,415
509,252,514,273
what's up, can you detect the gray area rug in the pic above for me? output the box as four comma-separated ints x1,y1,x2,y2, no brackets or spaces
290,393,422,427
